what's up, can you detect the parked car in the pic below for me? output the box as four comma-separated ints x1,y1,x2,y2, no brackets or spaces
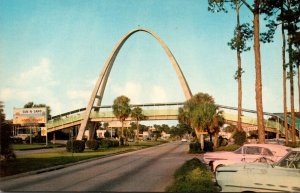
215,148,300,192
202,143,291,172
181,138,188,142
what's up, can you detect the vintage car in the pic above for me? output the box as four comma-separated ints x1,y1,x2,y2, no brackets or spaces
202,143,290,172
215,148,300,192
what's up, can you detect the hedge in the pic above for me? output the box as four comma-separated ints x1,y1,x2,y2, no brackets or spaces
100,139,119,148
66,140,85,153
86,140,99,150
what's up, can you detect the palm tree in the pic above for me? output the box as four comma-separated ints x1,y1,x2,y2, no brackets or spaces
209,110,225,148
190,103,222,149
178,92,224,149
112,96,131,145
131,106,146,142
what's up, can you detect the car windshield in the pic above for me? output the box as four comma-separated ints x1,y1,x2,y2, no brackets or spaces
234,147,243,154
276,151,300,169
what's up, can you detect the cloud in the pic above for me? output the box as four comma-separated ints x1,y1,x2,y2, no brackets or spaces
0,58,64,117
0,88,13,101
66,90,90,100
15,58,57,86
111,81,142,103
150,85,167,103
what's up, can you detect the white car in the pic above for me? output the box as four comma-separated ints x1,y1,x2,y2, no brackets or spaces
181,138,188,142
216,148,300,192
203,144,290,172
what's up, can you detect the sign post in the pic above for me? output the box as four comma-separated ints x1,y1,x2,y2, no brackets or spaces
41,127,47,146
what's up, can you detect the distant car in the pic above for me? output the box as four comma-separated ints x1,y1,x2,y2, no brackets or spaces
216,148,300,192
203,143,291,172
181,138,188,142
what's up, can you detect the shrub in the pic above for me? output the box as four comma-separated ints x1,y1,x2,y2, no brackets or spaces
10,137,23,144
232,130,246,145
66,140,85,153
25,136,30,144
218,136,228,147
100,138,113,148
86,140,99,150
166,158,217,192
203,141,213,152
120,137,124,146
33,135,45,143
189,141,203,153
104,131,110,138
111,139,119,147
215,144,241,151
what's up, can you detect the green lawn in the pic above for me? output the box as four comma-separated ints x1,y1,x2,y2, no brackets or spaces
1,141,166,177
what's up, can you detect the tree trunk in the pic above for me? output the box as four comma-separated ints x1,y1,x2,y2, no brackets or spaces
200,134,204,151
121,121,124,145
214,132,219,148
288,35,296,143
281,16,289,145
236,0,243,132
195,129,204,150
253,0,265,144
136,120,140,143
298,64,300,113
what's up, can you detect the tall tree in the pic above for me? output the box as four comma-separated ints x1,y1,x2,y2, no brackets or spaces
239,0,265,143
131,106,146,142
263,0,299,143
209,0,252,132
285,1,299,143
112,96,131,145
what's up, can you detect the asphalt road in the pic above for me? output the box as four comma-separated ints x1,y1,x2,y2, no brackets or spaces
1,141,195,192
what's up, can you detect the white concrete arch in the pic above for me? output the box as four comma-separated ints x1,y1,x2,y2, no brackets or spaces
76,28,192,140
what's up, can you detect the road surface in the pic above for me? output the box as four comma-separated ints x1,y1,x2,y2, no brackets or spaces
1,141,195,192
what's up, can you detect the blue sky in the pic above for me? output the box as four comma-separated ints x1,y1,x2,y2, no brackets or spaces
0,0,296,120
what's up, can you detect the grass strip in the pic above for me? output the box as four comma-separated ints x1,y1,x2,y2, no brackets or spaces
12,144,64,150
1,141,165,177
166,158,218,192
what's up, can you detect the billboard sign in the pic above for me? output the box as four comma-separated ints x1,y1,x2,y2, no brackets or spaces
13,107,47,125
41,127,47,136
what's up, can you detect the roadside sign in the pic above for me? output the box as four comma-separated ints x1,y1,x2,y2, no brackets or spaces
41,127,47,136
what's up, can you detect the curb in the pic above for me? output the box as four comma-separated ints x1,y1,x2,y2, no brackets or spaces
1,143,168,181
